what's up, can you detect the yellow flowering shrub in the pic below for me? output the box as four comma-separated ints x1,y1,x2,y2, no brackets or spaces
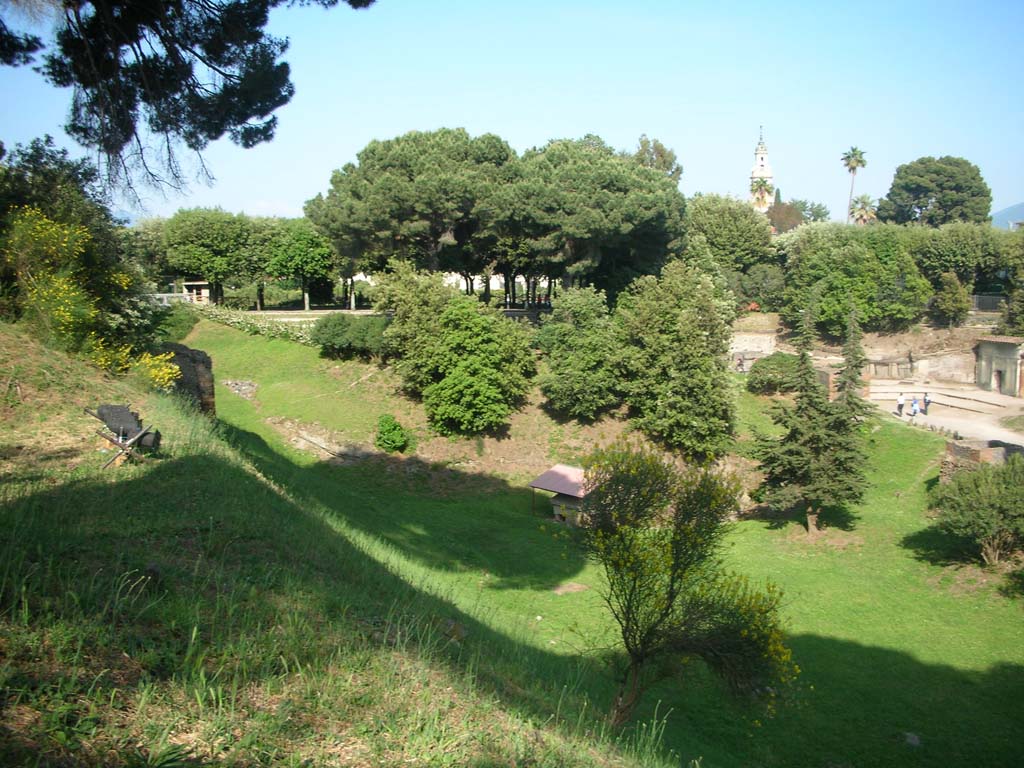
87,333,134,373
131,351,182,391
25,271,100,347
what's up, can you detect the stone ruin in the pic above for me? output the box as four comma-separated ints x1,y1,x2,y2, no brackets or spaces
939,438,1024,483
165,343,215,416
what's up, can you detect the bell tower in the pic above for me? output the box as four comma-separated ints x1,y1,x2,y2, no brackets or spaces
749,126,774,213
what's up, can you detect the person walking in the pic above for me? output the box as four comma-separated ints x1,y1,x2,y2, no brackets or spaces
923,392,931,415
896,392,905,417
910,396,920,417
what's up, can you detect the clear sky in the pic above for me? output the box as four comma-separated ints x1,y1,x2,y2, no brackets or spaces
1,0,1022,223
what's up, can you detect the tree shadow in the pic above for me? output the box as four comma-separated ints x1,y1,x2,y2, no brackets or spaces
0,453,613,764
901,525,974,567
742,502,858,532
217,421,587,592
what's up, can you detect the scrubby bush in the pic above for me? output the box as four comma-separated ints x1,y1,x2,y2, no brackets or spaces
375,414,412,453
929,455,1024,565
746,352,801,395
310,313,390,359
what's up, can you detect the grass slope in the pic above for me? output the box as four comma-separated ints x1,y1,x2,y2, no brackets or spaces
0,323,673,767
183,319,1024,768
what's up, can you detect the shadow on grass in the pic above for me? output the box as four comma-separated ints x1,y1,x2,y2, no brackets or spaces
900,525,975,567
217,421,587,592
742,503,858,533
0,452,615,765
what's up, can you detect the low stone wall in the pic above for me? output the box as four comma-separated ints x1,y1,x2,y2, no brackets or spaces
939,438,1024,482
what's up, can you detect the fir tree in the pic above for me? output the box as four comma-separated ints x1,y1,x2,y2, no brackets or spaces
834,310,872,421
755,310,867,534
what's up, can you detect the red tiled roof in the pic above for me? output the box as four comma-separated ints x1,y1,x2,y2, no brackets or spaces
529,464,586,498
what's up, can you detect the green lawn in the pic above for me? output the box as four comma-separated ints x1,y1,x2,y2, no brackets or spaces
186,320,1024,768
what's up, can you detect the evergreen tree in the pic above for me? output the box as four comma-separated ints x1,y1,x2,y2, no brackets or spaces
834,310,871,420
931,272,971,328
755,310,867,533
997,288,1024,337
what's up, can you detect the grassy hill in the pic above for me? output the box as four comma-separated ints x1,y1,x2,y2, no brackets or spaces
2,318,1022,767
0,323,669,767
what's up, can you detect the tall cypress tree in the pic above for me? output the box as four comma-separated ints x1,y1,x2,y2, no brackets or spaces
755,309,867,534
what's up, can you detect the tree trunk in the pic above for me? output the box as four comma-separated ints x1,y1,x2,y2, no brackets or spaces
482,274,491,303
256,282,264,311
609,662,644,728
806,507,819,536
349,277,356,310
846,172,856,224
510,273,518,306
302,278,310,311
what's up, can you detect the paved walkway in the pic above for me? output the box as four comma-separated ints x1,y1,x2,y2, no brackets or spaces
869,379,1024,445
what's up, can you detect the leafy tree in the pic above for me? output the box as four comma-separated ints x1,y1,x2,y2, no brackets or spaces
307,128,516,279
778,223,932,335
914,222,1002,287
997,288,1024,336
613,261,735,459
497,135,686,299
686,193,773,272
755,313,867,533
536,287,621,420
311,312,388,359
738,263,786,311
841,147,866,224
746,352,800,395
372,261,458,393
931,272,971,328
878,156,992,226
849,194,877,225
630,134,682,183
790,199,830,223
580,442,797,727
265,218,335,311
929,456,1024,565
420,296,535,434
119,217,169,279
164,208,250,304
767,202,804,234
1,1,374,189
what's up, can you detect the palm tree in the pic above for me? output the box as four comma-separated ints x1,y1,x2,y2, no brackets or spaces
750,177,773,209
841,147,866,224
850,194,877,225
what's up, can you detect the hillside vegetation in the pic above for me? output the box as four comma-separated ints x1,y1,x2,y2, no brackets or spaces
0,323,672,767
2,319,1023,767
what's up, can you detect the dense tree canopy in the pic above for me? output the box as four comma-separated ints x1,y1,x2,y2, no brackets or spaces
613,261,735,458
685,194,773,272
308,130,686,302
535,287,620,420
163,208,250,302
878,156,991,226
777,223,932,335
0,1,375,188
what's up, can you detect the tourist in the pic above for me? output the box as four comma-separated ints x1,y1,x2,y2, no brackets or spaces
911,396,920,417
896,392,905,417
923,393,931,415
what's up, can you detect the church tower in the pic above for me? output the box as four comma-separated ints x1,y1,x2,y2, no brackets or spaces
749,127,774,214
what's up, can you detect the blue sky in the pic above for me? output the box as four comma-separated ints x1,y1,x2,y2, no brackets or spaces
1,0,1022,222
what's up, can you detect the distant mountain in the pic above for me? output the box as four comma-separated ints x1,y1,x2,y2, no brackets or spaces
992,203,1024,229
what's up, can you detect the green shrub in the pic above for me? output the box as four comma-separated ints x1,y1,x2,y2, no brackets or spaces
375,414,412,453
746,352,801,395
310,313,390,359
929,454,1024,565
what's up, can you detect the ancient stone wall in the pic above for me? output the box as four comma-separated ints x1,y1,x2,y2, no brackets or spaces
165,343,216,415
